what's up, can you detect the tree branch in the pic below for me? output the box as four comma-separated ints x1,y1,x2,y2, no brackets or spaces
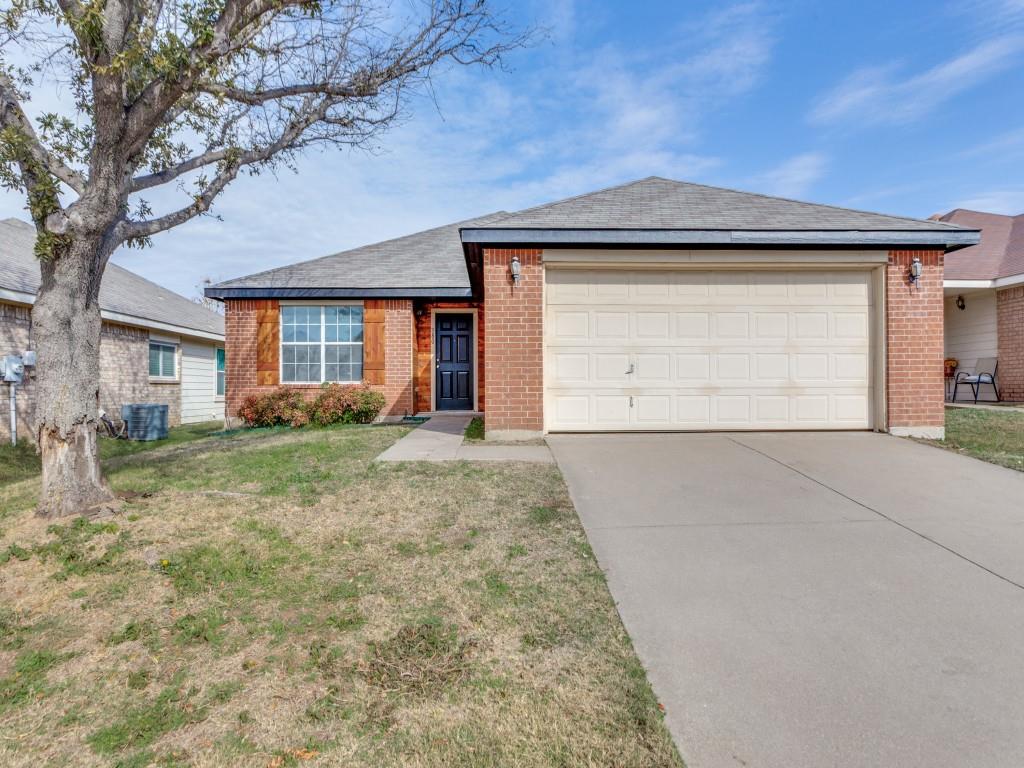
0,74,86,194
130,147,233,191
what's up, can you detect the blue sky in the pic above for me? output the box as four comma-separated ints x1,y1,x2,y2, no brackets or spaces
3,0,1024,299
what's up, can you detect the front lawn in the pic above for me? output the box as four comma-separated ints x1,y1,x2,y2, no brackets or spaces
0,421,227,487
0,424,681,767
925,406,1024,471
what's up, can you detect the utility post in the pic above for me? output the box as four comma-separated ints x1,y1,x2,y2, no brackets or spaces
2,352,36,446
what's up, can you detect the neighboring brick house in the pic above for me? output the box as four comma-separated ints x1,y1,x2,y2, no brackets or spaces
1,218,226,442
935,209,1024,402
207,177,979,439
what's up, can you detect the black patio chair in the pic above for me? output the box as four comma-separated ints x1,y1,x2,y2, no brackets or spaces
953,357,1001,404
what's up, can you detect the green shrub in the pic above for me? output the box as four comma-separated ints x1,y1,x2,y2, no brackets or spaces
308,383,385,426
237,384,384,429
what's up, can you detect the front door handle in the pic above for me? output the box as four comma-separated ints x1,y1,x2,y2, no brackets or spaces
625,363,635,375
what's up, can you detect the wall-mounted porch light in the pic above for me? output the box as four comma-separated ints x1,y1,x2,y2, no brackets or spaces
908,256,922,287
956,295,966,311
510,255,521,286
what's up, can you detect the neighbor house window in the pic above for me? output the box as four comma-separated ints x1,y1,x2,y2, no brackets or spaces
149,342,177,379
281,305,363,383
216,348,225,396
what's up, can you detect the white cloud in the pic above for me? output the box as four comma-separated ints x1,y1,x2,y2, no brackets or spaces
745,152,828,199
810,35,1024,126
949,187,1024,214
0,2,775,297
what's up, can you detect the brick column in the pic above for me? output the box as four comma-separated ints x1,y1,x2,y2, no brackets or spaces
996,286,1024,401
482,249,543,440
224,299,263,424
886,250,945,438
382,299,414,417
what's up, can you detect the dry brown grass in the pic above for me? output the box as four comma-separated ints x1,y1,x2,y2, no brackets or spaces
0,424,682,767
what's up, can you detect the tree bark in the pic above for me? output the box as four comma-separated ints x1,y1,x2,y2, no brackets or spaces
32,234,117,518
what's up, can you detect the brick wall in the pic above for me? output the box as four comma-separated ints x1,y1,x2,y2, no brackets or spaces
482,249,543,438
413,300,485,413
223,298,413,422
0,301,34,441
383,300,414,417
1,302,181,442
886,250,945,437
99,322,181,426
996,285,1024,401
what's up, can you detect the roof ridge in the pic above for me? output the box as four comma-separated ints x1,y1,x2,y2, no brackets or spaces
482,176,968,231
212,212,506,288
652,177,968,231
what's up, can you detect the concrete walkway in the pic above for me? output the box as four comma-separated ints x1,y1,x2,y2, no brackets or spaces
550,432,1024,768
375,415,553,463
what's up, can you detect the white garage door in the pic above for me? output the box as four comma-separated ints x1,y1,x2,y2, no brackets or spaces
545,268,874,431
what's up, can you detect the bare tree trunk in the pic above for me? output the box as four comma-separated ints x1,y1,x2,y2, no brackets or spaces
32,235,117,518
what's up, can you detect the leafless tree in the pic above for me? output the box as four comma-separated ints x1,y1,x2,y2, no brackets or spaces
194,277,224,314
0,0,526,517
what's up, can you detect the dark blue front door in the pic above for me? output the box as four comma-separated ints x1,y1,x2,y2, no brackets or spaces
436,314,473,410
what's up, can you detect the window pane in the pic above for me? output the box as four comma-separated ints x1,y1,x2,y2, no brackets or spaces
162,346,175,377
217,371,225,396
149,345,161,377
325,364,340,381
282,306,297,324
352,362,362,381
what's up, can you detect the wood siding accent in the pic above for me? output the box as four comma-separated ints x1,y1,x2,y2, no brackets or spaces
255,300,280,386
413,300,484,413
363,300,386,386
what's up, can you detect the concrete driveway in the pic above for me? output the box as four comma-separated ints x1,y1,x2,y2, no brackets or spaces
548,432,1024,768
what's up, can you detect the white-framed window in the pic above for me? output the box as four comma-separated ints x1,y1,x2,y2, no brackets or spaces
216,347,225,397
149,341,177,380
281,304,363,383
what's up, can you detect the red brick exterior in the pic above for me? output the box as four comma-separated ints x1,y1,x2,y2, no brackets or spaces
220,248,952,437
996,285,1024,401
482,249,544,436
382,300,414,416
886,250,945,433
413,300,484,413
223,298,413,421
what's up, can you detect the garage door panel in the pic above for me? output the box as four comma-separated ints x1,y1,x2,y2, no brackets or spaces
545,269,874,431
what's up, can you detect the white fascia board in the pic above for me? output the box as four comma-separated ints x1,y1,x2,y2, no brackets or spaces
944,279,994,289
2,288,222,342
0,288,36,305
995,273,1024,288
101,310,224,342
944,274,1024,290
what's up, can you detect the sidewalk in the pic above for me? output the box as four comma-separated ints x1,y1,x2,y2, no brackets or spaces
375,415,554,463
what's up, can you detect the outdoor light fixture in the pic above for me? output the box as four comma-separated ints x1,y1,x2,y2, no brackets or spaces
908,256,923,286
956,295,966,311
510,255,521,285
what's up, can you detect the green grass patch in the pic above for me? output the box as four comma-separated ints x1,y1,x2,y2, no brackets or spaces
87,676,205,755
0,439,40,486
0,649,63,714
464,417,485,441
927,406,1024,471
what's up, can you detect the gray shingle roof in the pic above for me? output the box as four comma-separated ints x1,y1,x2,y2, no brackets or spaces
477,177,968,231
0,218,224,338
209,177,978,296
208,212,507,297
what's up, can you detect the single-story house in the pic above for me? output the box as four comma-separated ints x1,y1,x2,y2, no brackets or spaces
1,217,226,442
207,177,979,440
934,208,1024,402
